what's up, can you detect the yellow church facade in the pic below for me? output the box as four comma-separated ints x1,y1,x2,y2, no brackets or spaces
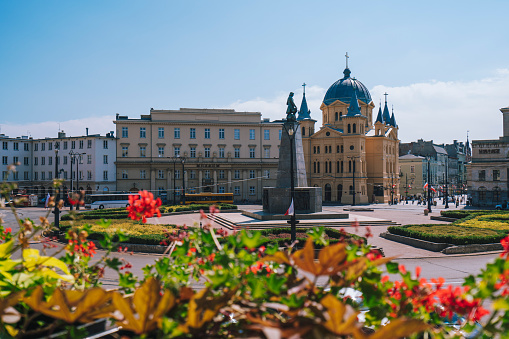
300,66,400,204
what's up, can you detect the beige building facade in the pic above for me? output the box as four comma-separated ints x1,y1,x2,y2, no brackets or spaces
467,106,509,207
398,154,426,199
299,67,400,204
114,108,282,203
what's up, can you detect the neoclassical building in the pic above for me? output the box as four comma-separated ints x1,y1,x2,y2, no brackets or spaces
300,66,400,204
114,108,281,203
467,106,509,206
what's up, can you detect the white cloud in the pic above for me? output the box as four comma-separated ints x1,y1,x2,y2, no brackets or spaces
231,70,509,144
371,69,509,143
2,70,508,146
228,85,326,126
0,116,116,139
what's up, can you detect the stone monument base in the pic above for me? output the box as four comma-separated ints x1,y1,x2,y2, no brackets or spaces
263,187,322,214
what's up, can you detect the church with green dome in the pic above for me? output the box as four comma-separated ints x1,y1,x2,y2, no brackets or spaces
299,57,400,204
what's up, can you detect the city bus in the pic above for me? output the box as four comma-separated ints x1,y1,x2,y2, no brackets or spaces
183,193,234,205
85,193,141,210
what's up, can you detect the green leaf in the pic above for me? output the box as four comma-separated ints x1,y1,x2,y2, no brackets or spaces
265,243,279,255
266,274,286,295
281,293,305,309
386,262,399,274
207,270,230,289
248,277,267,299
240,230,266,249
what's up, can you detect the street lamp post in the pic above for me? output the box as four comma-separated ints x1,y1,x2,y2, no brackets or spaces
54,148,60,229
69,151,86,210
283,122,299,243
405,174,408,204
427,156,432,213
346,156,360,206
178,157,186,204
69,151,74,210
444,159,449,209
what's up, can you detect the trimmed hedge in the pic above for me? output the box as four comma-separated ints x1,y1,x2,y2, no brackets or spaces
440,210,509,219
387,224,507,245
257,227,366,248
160,203,237,213
61,210,128,221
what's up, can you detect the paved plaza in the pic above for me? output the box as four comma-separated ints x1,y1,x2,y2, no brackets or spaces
149,199,491,260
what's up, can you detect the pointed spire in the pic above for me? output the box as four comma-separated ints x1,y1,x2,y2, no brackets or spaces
297,82,311,120
347,89,361,116
382,92,391,124
375,104,384,123
390,105,397,127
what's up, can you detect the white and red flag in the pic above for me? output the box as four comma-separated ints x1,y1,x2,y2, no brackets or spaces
284,199,294,216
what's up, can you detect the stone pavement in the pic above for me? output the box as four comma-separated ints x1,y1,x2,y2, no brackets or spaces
150,201,478,260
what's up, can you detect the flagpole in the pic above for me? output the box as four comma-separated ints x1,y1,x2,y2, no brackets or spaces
427,156,432,213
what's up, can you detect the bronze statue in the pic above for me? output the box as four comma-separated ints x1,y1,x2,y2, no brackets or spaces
286,92,297,121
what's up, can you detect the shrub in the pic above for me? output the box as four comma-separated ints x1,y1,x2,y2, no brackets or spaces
388,224,507,245
258,227,365,248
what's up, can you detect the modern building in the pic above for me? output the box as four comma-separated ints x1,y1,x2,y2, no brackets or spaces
0,130,117,198
113,108,282,203
300,65,400,204
467,106,509,207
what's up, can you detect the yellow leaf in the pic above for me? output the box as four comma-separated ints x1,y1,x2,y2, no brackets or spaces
317,242,348,275
23,248,71,276
292,238,319,275
112,277,176,334
353,318,430,339
262,251,291,265
0,240,13,258
321,294,360,336
24,286,113,324
180,287,236,332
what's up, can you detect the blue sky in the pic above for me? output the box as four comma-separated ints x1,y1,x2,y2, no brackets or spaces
1,1,508,144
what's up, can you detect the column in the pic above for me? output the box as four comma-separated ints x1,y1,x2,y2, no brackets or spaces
213,170,218,193
198,170,203,193
167,170,172,199
242,170,248,201
227,169,232,193
150,168,156,192
257,169,262,201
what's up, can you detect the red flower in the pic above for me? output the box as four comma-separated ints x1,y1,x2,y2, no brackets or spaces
500,235,509,258
126,190,162,223
4,227,11,234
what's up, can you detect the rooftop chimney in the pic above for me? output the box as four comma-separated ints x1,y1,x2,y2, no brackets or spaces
86,128,89,136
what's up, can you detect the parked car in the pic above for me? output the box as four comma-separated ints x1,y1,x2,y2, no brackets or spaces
495,201,509,210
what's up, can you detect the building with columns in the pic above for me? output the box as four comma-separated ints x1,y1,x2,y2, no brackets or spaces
467,106,509,207
300,65,400,204
113,108,282,203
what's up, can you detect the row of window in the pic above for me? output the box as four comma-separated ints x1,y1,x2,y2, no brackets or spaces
161,186,256,196
30,155,109,166
28,170,110,181
2,156,29,165
478,170,501,181
31,140,110,151
124,127,279,141
120,169,270,180
2,142,29,151
123,146,272,159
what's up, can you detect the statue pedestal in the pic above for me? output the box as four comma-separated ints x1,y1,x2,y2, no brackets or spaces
263,187,322,214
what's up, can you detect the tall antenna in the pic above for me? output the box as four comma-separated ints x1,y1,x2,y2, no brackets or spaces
345,52,349,68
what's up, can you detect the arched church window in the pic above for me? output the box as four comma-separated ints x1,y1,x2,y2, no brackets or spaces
353,124,357,133
302,127,305,136
335,112,338,121
347,124,351,133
